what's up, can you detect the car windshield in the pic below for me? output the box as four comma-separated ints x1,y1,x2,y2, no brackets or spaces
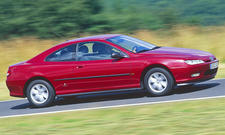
107,35,157,53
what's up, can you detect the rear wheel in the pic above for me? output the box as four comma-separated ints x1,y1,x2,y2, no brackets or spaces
26,80,55,107
144,68,174,96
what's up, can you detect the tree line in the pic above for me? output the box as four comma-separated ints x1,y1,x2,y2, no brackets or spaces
0,0,224,39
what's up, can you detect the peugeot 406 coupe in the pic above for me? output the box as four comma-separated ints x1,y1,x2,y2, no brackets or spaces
6,34,219,107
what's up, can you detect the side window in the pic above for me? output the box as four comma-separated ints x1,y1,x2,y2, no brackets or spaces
46,44,76,62
77,42,120,61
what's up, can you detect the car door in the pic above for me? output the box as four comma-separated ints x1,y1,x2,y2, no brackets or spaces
69,41,138,93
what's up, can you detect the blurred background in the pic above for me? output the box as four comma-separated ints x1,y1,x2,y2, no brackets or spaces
0,0,224,100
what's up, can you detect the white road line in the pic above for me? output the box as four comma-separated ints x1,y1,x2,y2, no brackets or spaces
0,98,25,103
0,78,224,103
1,95,225,119
213,78,225,81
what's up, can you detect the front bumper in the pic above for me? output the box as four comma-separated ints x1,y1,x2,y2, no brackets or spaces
172,60,219,84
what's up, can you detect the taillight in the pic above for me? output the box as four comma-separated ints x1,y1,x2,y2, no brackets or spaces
7,68,11,77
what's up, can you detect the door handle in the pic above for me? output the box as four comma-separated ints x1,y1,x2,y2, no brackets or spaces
76,65,84,69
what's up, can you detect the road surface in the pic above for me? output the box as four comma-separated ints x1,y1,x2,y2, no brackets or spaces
0,79,225,118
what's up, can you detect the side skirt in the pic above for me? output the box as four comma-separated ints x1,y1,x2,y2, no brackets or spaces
56,88,143,98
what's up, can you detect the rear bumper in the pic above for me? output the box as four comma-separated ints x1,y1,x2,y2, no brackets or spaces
6,79,25,98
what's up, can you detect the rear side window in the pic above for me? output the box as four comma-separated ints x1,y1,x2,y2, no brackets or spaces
46,44,76,62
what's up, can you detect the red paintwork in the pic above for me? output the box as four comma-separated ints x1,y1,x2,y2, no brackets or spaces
6,34,218,97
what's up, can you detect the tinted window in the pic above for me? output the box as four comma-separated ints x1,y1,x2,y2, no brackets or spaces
46,44,76,61
77,42,120,61
107,35,156,53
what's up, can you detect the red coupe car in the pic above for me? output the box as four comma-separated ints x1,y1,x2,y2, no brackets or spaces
6,34,219,107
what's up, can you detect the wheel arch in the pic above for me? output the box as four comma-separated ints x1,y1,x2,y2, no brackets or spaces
140,64,176,88
23,76,54,97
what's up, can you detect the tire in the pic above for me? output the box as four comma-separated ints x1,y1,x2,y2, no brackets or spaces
26,80,55,107
144,68,174,96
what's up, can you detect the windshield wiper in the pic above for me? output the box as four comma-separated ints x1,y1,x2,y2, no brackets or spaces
137,46,161,53
137,49,151,53
151,46,161,50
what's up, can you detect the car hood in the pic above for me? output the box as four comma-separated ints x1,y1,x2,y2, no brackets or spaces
141,47,215,60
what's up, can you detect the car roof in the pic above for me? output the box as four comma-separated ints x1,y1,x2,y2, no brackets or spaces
66,34,121,43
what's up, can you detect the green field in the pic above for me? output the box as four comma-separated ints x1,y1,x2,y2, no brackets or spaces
0,83,17,101
1,97,225,135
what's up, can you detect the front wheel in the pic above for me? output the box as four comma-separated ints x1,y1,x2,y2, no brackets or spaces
26,80,55,107
144,68,174,96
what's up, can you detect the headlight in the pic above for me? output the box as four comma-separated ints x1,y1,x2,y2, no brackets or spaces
185,60,204,65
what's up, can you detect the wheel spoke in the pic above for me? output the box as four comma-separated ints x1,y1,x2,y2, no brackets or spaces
153,74,158,79
35,95,41,101
42,92,48,99
38,85,42,90
34,86,39,90
41,86,47,92
149,76,157,83
152,83,158,90
157,83,163,90
39,95,44,102
161,81,167,88
31,89,38,95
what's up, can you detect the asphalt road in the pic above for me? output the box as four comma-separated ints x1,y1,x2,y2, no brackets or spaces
0,79,225,118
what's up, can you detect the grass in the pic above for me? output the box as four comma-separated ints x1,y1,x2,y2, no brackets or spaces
1,97,225,134
0,83,15,101
0,26,224,101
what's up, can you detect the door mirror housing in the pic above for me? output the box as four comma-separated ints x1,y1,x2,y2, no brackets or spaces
111,52,127,59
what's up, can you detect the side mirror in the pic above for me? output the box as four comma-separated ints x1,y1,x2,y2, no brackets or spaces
111,52,127,59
